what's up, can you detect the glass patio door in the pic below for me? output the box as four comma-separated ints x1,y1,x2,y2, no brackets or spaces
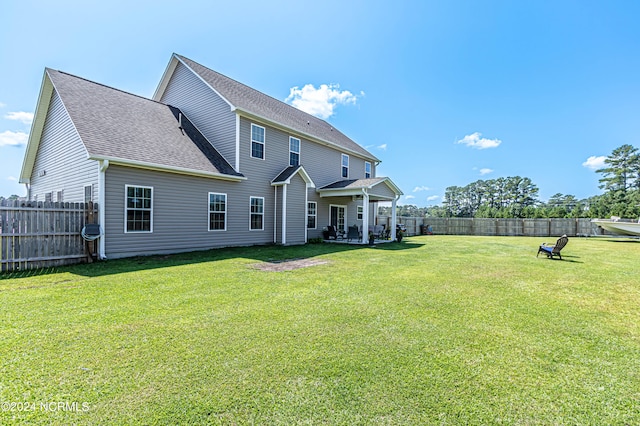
330,205,346,231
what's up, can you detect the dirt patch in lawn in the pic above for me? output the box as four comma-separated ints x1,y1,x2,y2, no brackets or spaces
252,258,330,272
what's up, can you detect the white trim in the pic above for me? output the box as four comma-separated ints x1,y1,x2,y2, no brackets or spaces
307,201,317,230
341,154,349,179
329,204,347,232
235,114,240,171
250,123,266,160
289,136,301,167
273,187,278,243
361,192,369,244
98,160,108,259
281,185,287,245
249,196,265,231
87,155,246,182
357,205,364,220
124,184,153,234
365,161,372,179
304,189,309,242
208,192,227,232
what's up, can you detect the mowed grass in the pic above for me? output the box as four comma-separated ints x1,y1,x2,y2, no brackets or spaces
1,236,639,424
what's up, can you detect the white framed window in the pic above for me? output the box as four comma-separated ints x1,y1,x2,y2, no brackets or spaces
84,185,93,202
125,185,153,233
365,161,372,179
307,201,317,229
56,190,64,202
289,137,300,166
250,196,264,230
208,192,227,231
251,123,265,159
357,206,363,220
45,192,52,203
341,154,349,178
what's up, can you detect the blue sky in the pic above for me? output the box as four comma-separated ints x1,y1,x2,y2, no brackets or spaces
1,0,639,206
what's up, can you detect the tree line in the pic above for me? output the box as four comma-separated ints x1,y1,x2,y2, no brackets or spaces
380,144,640,219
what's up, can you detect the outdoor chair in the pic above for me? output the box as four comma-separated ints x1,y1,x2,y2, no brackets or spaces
326,225,338,240
347,225,360,242
537,234,569,260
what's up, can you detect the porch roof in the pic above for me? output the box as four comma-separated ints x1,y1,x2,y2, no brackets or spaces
317,177,403,201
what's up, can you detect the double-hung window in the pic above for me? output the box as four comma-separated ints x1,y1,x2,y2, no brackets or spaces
209,193,227,231
365,161,372,179
341,154,349,178
125,185,153,232
251,124,265,159
307,201,317,229
250,197,264,230
289,137,300,166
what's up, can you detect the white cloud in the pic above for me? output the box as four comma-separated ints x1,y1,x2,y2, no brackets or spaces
427,195,439,201
0,102,6,108
479,168,494,175
413,186,430,192
5,111,34,125
582,155,606,170
405,195,415,200
0,130,28,147
7,176,17,181
377,143,387,150
285,83,359,119
456,132,502,149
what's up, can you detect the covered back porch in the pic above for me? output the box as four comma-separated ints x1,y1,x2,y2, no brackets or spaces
317,177,403,244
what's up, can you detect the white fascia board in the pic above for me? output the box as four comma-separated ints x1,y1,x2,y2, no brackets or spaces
375,177,404,196
152,55,179,101
88,155,246,182
19,71,54,183
233,108,380,163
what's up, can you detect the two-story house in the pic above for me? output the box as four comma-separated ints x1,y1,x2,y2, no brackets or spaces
19,54,402,259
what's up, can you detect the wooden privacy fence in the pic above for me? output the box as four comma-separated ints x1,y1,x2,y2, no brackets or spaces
0,200,99,272
377,216,606,237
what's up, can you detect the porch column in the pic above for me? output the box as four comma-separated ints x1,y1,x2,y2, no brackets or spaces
391,196,398,241
361,191,369,244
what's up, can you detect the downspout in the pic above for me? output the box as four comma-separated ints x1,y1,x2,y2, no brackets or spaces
281,185,287,245
273,186,277,243
98,160,109,259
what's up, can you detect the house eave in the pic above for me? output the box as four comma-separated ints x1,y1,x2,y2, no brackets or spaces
19,71,54,184
88,155,246,181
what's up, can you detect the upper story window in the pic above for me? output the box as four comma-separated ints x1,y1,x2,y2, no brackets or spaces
250,196,264,230
365,161,372,179
209,192,227,231
251,123,265,159
341,154,349,178
289,137,300,166
125,185,153,233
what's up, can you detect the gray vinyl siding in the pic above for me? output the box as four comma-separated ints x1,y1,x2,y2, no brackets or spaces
285,174,307,245
29,90,99,202
104,165,274,258
159,62,237,169
370,182,397,199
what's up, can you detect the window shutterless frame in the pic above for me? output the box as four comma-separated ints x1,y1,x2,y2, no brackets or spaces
124,185,153,233
289,136,300,166
208,192,227,231
307,201,317,229
365,161,371,179
251,123,265,159
341,154,349,178
249,196,265,230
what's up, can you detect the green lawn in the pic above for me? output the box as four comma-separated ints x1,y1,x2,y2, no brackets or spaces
1,236,639,424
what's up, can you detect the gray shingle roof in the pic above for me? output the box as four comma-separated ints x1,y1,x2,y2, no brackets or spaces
319,178,388,190
46,69,242,178
272,166,302,184
176,55,380,162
